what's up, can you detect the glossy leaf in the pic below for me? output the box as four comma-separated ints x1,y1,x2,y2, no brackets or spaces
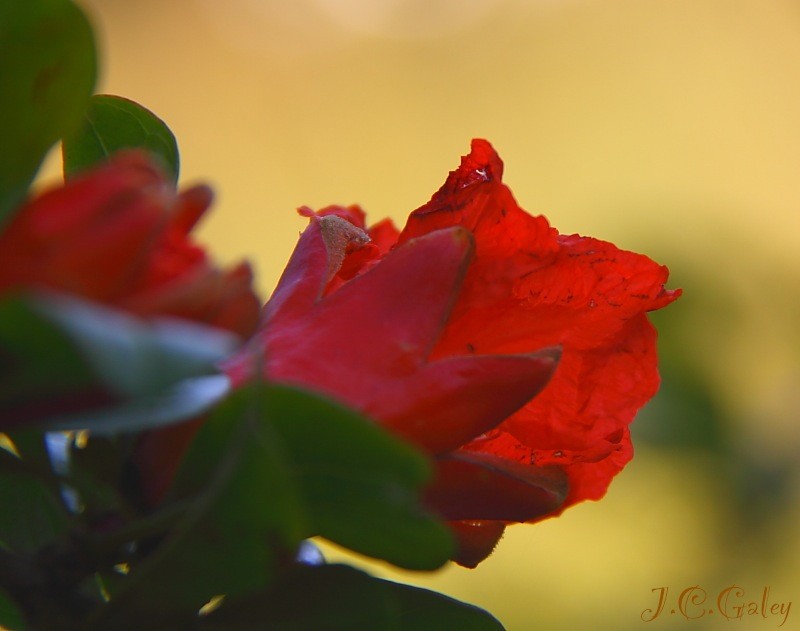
201,564,505,631
265,386,454,570
62,95,179,183
0,0,96,223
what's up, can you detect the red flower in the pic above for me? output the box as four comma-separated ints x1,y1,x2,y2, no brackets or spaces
221,139,679,566
0,152,261,426
137,140,678,565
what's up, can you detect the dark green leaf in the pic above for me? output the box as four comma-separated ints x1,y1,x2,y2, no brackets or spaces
67,434,137,518
0,469,70,553
266,386,453,570
62,95,179,183
3,430,51,468
86,388,307,626
0,0,96,224
389,579,505,630
0,588,26,631
0,296,96,427
202,564,505,631
88,385,451,624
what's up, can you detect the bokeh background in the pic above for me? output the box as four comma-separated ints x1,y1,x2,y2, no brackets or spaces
43,1,800,628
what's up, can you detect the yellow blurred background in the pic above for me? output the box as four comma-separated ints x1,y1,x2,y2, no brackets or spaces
43,0,800,628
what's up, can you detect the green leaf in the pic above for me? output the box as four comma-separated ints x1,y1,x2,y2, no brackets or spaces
62,95,180,183
201,564,505,631
67,434,137,518
0,469,70,554
41,375,232,435
388,580,505,630
266,386,454,570
85,388,307,627
0,588,26,631
0,296,97,427
0,0,96,224
34,293,234,400
0,293,237,433
87,385,451,625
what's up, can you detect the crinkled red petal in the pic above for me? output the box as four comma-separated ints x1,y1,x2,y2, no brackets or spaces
396,139,680,511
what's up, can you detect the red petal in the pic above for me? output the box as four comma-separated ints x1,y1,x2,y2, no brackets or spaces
0,152,168,301
463,314,656,512
261,215,370,325
257,225,474,392
171,184,213,235
447,520,506,569
424,451,568,522
375,348,560,454
394,139,680,511
227,221,559,455
366,217,400,254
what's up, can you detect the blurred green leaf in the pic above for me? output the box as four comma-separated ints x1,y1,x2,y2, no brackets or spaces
266,386,454,570
0,0,96,224
70,435,131,487
35,293,235,400
42,375,233,435
634,363,726,451
0,469,70,553
4,430,52,469
0,296,97,427
86,387,307,627
62,95,179,183
388,579,504,630
67,434,137,519
202,564,505,631
0,588,26,631
0,293,237,433
635,306,727,452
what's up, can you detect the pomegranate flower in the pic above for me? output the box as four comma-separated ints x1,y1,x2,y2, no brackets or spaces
0,152,259,334
0,152,261,427
222,139,679,566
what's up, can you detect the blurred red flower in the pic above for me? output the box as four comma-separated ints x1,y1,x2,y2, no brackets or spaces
221,139,680,566
0,152,261,426
0,152,259,333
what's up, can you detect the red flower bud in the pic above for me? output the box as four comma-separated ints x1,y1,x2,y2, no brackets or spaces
0,152,261,427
